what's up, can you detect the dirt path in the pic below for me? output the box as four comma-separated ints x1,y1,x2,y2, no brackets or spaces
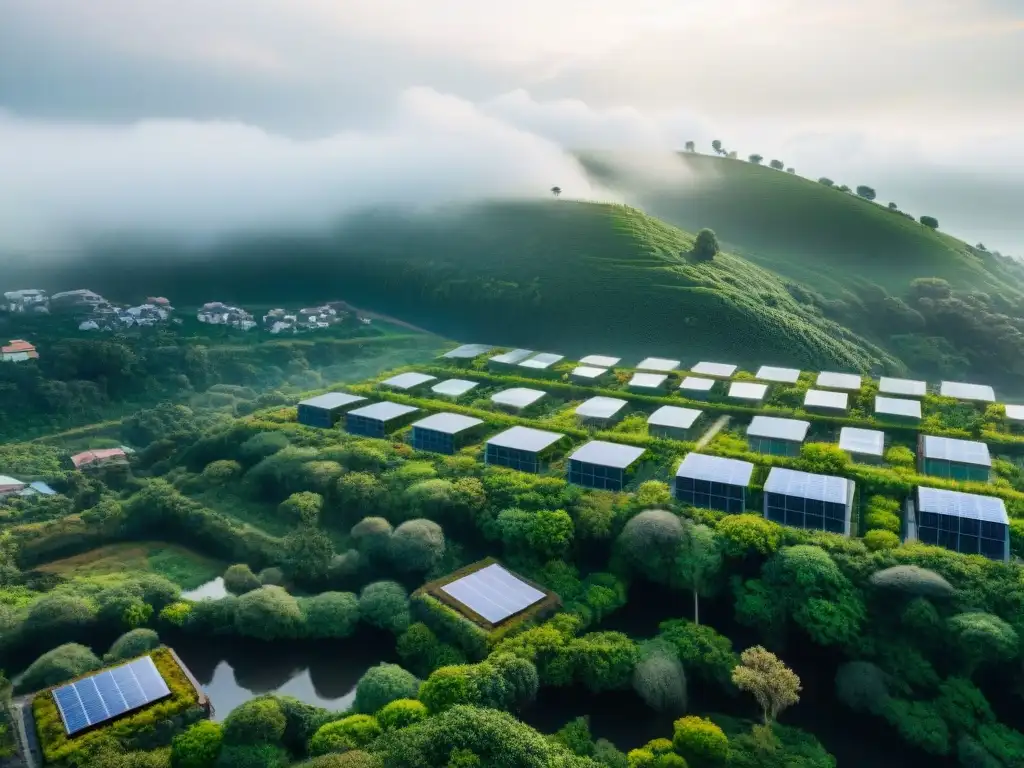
695,414,731,450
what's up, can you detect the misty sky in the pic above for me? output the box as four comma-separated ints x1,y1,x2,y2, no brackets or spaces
1,0,1022,255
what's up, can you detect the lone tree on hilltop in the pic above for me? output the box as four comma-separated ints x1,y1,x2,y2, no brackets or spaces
693,229,720,262
732,646,802,727
769,159,784,170
856,185,877,201
711,139,723,154
818,177,834,187
888,202,898,210
838,184,851,193
920,215,939,229
748,154,763,164
550,186,561,198
976,243,987,251
786,167,795,173
685,140,695,152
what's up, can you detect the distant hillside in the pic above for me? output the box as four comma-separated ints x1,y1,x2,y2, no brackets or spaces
29,201,896,373
580,152,1024,300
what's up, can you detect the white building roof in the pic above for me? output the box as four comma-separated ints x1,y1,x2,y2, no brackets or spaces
940,381,995,402
676,453,754,486
917,487,1008,524
571,365,608,379
1005,404,1024,422
816,371,863,391
630,372,668,389
381,372,437,390
729,382,768,401
519,352,564,370
442,343,493,359
490,349,535,364
921,435,991,467
299,392,367,410
648,405,702,429
576,396,628,420
636,357,680,372
764,467,853,505
804,389,849,411
487,426,564,452
878,377,927,397
755,366,801,384
491,388,547,409
431,379,480,397
348,402,420,422
875,396,921,419
748,415,810,442
411,413,484,434
839,427,885,457
579,355,621,367
691,362,737,378
680,376,715,392
569,441,646,469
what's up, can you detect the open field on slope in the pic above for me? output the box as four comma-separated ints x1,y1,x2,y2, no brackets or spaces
33,541,225,590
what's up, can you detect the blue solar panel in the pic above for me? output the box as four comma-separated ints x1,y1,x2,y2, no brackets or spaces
53,656,171,736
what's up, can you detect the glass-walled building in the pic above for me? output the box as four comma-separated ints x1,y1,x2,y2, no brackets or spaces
568,441,646,491
674,453,753,513
763,467,855,536
914,486,1008,562
410,413,485,455
485,426,564,474
345,402,421,438
918,435,991,482
747,416,810,457
297,392,367,428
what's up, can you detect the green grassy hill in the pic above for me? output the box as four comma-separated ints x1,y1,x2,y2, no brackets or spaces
579,152,1024,299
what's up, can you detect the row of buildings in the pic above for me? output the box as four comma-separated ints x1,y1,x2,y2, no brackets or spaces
197,301,370,332
0,448,130,503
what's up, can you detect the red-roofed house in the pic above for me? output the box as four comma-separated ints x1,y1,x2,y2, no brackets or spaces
1,339,39,362
70,448,129,470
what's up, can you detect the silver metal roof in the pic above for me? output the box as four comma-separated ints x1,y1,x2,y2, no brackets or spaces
816,371,863,390
676,453,754,485
755,365,801,384
412,412,483,434
917,486,1008,524
442,343,493,359
680,376,715,391
381,372,437,389
569,440,646,469
348,401,420,421
764,467,852,504
576,396,628,419
839,427,885,456
748,415,810,441
491,387,547,408
490,348,534,364
299,392,367,410
691,362,737,378
636,357,680,372
1005,404,1024,422
440,563,546,624
729,382,768,401
878,377,926,397
804,388,849,410
875,396,921,419
940,381,995,402
648,405,702,429
487,426,564,452
580,355,621,367
921,435,991,467
571,365,608,379
519,352,564,369
432,379,480,397
630,372,668,388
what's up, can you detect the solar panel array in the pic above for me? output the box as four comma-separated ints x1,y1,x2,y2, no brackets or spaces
729,382,767,401
755,365,801,384
804,389,849,410
839,427,885,456
676,453,754,486
571,365,608,379
636,357,680,372
52,656,171,736
917,486,1008,524
580,355,621,367
569,440,646,469
382,372,436,390
691,362,737,378
440,563,546,624
411,413,483,434
630,372,668,389
680,376,715,392
764,467,851,505
576,396,628,419
875,396,922,419
299,392,367,410
648,405,702,429
442,343,493,359
490,349,534,365
520,352,563,369
922,435,992,467
748,416,810,441
816,371,862,391
431,379,479,397
487,426,564,452
491,388,546,409
348,402,420,422
1005,404,1024,422
878,377,927,397
940,381,995,402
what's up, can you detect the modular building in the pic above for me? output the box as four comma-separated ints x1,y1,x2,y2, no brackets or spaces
878,377,927,398
804,388,849,413
518,352,564,377
1005,404,1024,430
674,453,753,513
488,348,534,369
345,401,421,438
918,435,991,482
297,392,367,428
875,395,922,422
580,354,621,368
839,427,885,463
648,405,703,441
815,371,862,391
629,372,669,393
747,415,810,456
431,378,480,399
440,344,493,363
636,357,680,373
763,466,855,536
575,396,628,428
728,381,767,403
411,413,486,454
485,426,564,473
690,361,737,378
912,486,1008,562
940,380,995,403
679,376,715,399
380,372,437,392
567,440,646,491
755,365,801,384
571,365,610,384
491,387,547,412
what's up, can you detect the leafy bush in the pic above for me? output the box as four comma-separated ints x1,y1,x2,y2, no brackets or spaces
881,698,949,755
947,612,1019,674
657,620,738,692
171,720,223,768
223,564,262,596
222,697,287,745
358,581,411,634
389,519,446,573
864,510,901,535
835,661,889,714
300,592,360,640
672,716,729,765
376,699,428,731
864,530,899,551
106,629,161,663
716,515,782,557
234,586,304,641
353,663,420,715
632,649,687,714
294,752,382,768
308,715,382,756
215,744,290,768
258,567,285,586
17,643,102,693
869,565,955,599
617,510,685,582
349,517,393,563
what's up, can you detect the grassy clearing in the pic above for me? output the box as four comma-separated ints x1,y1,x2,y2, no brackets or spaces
34,541,225,590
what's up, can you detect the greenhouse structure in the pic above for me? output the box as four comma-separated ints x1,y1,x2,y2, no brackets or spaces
297,392,367,428
575,396,628,428
746,415,810,457
674,453,753,513
647,405,703,441
345,402,421,438
911,486,1009,562
763,466,855,536
838,427,885,463
804,388,849,413
679,376,716,399
484,426,564,473
940,380,995,402
755,365,801,384
918,435,991,482
875,395,922,422
410,413,485,455
567,441,646,491
380,371,437,392
878,376,927,397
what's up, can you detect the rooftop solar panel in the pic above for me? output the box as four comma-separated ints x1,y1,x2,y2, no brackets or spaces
922,435,991,467
940,381,995,402
490,349,534,364
878,377,927,397
298,392,367,410
917,486,1008,524
676,453,754,486
411,413,483,434
839,427,885,456
569,440,646,469
580,355,621,367
576,396,628,419
1005,404,1024,422
491,388,547,408
52,656,171,736
431,379,479,397
764,467,852,505
637,357,680,372
486,426,564,452
348,401,420,421
804,389,849,410
440,563,546,624
816,371,862,390
875,396,921,419
520,352,563,369
755,365,801,384
691,362,737,377
680,376,715,391
648,405,702,429
381,372,436,390
729,382,768,401
572,365,608,379
630,372,668,389
442,343,493,359
748,415,810,441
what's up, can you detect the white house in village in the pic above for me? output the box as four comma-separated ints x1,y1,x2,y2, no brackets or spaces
262,305,344,334
3,289,49,313
198,302,257,330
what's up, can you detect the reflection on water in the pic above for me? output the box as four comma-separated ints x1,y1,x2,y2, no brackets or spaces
180,577,228,601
